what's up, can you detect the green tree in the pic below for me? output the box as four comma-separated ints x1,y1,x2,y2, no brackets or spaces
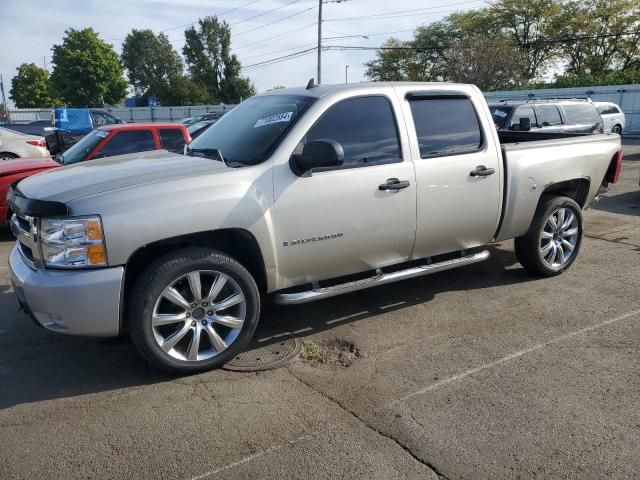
156,75,210,105
50,28,128,106
366,10,527,89
559,0,640,75
9,63,58,107
121,29,183,100
182,16,255,103
490,0,563,80
443,37,527,90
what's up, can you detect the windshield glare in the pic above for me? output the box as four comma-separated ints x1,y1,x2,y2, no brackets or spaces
189,94,316,166
60,129,108,165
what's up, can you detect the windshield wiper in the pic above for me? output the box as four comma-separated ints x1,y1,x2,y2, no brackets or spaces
186,147,225,163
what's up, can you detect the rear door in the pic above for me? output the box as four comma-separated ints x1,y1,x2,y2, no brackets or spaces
535,104,565,132
402,91,502,259
560,103,603,133
159,128,187,152
508,105,538,131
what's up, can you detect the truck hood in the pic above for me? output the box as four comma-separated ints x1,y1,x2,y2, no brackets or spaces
16,151,230,203
0,157,59,177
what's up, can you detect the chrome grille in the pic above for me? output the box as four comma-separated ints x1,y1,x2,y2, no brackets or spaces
10,213,41,268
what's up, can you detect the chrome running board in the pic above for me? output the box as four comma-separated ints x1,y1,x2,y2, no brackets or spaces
274,250,490,305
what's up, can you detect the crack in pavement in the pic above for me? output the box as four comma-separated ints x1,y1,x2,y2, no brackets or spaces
585,233,640,249
287,370,447,480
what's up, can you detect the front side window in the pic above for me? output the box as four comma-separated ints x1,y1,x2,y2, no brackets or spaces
189,95,316,166
509,105,537,129
563,104,602,124
409,96,483,157
98,130,156,158
489,105,513,129
159,128,186,152
60,129,109,165
305,96,401,167
537,105,563,126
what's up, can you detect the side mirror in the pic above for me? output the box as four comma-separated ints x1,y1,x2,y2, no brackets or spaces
291,139,344,176
519,117,531,131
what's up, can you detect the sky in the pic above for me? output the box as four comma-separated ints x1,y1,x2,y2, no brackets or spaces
0,0,486,105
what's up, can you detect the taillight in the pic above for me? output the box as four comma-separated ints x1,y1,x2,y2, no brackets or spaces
26,139,46,148
605,149,623,184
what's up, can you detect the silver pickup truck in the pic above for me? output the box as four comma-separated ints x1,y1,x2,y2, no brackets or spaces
8,82,623,373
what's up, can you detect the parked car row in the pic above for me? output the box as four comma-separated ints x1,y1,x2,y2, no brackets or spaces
0,123,190,225
0,127,50,160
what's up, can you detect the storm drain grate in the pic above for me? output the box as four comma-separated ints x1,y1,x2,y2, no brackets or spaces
223,338,301,372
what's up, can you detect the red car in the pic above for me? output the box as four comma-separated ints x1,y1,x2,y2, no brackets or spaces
0,123,190,226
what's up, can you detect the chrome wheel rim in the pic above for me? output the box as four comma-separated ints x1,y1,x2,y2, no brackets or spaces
152,270,246,362
539,207,579,270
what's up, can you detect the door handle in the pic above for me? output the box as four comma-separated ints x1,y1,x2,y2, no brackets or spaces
470,165,495,177
379,178,410,191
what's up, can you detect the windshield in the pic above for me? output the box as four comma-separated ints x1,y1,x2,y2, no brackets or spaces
489,105,513,129
188,121,210,134
188,94,316,166
60,129,109,165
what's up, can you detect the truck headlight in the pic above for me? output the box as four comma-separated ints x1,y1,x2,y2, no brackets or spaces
39,216,108,267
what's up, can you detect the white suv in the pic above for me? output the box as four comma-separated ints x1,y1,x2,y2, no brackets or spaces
594,102,625,134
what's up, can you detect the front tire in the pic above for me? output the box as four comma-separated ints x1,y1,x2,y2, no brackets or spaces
515,196,583,277
129,248,260,374
612,124,622,134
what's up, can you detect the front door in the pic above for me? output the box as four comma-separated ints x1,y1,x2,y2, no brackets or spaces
403,92,502,259
273,95,417,288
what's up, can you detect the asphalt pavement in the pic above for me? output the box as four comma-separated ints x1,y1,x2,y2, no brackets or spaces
0,160,639,479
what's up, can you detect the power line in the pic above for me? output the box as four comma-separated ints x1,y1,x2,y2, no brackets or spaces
234,4,318,37
233,22,317,51
242,47,317,69
323,30,640,53
108,0,266,41
161,0,265,33
230,0,306,26
324,0,484,22
240,42,317,61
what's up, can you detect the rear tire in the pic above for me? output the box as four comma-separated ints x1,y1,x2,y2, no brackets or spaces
515,196,583,277
612,124,622,134
0,152,18,160
129,247,260,374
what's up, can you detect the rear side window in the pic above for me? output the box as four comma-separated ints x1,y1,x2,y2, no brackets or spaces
98,130,156,158
159,128,186,152
563,104,601,125
306,96,401,167
409,96,482,157
536,105,563,126
596,104,621,115
509,105,537,129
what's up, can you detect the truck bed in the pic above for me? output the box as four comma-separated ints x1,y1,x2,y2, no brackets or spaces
495,132,621,242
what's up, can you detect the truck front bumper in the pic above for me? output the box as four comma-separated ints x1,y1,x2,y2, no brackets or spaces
9,246,124,337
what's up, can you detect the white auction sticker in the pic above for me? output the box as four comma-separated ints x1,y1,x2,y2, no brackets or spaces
254,111,293,128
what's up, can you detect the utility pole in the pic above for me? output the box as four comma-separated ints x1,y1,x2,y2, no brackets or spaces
317,0,347,85
317,0,322,84
43,56,47,72
345,65,349,84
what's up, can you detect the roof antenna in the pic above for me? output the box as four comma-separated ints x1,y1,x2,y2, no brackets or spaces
306,78,316,90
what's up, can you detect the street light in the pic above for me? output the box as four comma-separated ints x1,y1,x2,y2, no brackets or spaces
345,65,350,84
